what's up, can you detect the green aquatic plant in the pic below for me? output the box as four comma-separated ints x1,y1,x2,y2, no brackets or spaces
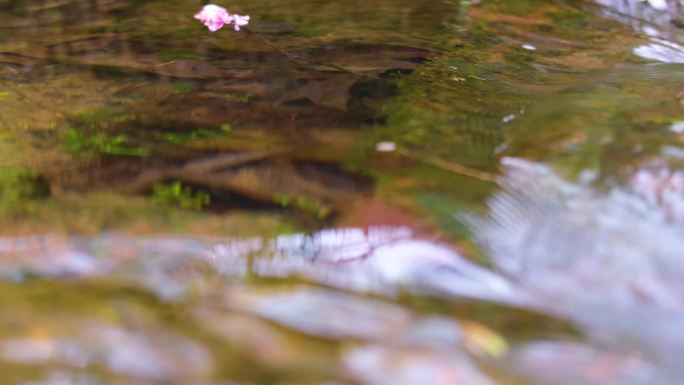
71,106,136,128
224,93,252,103
275,194,332,219
172,82,195,95
61,128,149,157
160,124,232,144
152,181,211,210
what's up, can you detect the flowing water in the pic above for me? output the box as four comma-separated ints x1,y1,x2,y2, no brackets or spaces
0,0,684,384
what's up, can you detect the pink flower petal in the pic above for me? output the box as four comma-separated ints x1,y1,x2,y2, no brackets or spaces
194,4,249,32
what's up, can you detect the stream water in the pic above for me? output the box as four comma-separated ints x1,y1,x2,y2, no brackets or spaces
1,0,684,384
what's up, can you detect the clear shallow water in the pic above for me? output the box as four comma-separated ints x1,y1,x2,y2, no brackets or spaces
1,0,684,384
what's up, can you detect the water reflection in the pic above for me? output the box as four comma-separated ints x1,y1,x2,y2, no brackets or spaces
2,156,684,384
0,227,513,384
631,166,684,221
0,227,525,304
1,324,211,380
596,0,682,24
471,157,684,384
344,344,494,385
1,0,684,384
596,0,684,62
633,26,684,63
0,219,508,384
508,342,661,385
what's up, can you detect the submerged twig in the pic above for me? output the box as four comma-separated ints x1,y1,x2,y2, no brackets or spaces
242,29,381,79
398,149,498,183
125,149,288,194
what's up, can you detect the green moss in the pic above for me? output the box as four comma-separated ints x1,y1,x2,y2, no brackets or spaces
61,128,149,157
0,167,50,211
172,81,196,95
275,194,332,219
152,181,211,210
160,125,232,144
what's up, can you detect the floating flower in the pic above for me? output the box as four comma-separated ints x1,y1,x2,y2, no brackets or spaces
232,14,250,31
194,4,231,32
194,4,249,32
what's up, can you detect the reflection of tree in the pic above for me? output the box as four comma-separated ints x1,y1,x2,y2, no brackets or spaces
469,157,684,384
596,0,684,28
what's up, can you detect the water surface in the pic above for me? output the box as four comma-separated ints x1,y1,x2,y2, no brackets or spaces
1,0,684,384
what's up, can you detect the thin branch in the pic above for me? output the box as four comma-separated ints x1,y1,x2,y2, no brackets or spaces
242,29,381,79
399,149,498,183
